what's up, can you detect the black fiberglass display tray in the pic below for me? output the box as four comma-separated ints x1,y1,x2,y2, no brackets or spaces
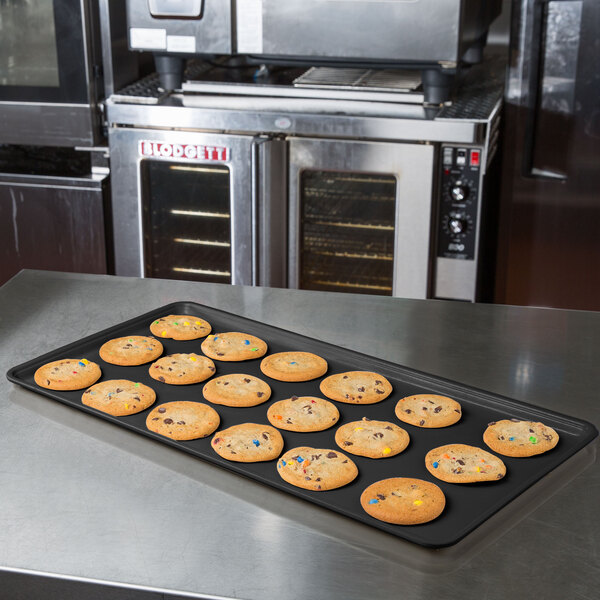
6,302,598,548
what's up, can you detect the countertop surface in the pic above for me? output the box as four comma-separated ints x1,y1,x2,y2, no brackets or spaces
1,270,598,600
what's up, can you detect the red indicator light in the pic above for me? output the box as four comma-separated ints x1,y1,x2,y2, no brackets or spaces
444,168,450,175
470,150,480,167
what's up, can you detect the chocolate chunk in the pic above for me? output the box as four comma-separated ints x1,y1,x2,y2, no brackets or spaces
158,376,165,382
158,407,166,413
326,452,337,458
454,409,460,413
419,420,425,426
452,467,464,474
208,366,215,371
343,441,354,446
152,417,159,421
405,409,412,414
434,406,442,413
410,484,418,489
46,379,50,385
457,459,465,465
223,382,229,386
177,421,186,425
497,473,503,478
257,392,264,397
499,435,505,440
358,396,362,400
305,476,311,480
373,432,384,438
376,494,386,501
244,378,251,383
343,375,348,379
286,419,292,424
168,368,173,371
342,460,348,463
428,400,435,404
529,428,534,433
163,418,174,424
375,380,382,385
262,433,269,440
291,396,298,401
385,426,393,430
422,407,428,411
316,485,322,490
357,386,365,392
84,390,90,394
311,454,322,461
543,434,553,441
213,438,222,444
375,389,384,394
216,352,225,356
231,451,237,454
133,396,140,401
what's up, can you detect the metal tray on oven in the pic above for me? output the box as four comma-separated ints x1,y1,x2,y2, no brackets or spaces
6,301,598,549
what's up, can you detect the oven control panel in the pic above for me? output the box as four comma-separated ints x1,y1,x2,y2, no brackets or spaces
437,146,481,260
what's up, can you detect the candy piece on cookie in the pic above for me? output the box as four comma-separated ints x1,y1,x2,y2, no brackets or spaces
149,353,215,385
360,478,446,525
146,401,220,440
203,374,271,407
211,423,284,462
334,418,410,459
320,371,392,404
425,443,506,483
201,332,267,361
150,315,211,340
34,358,101,391
260,352,328,382
99,336,163,366
276,447,357,491
82,379,155,416
395,394,462,428
267,396,339,432
483,419,559,457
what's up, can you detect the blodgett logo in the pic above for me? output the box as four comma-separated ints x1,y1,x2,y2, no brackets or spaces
139,141,229,161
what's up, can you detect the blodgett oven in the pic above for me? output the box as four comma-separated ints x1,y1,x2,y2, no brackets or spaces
107,56,503,301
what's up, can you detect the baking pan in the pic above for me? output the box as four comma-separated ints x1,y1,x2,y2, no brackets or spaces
6,301,598,548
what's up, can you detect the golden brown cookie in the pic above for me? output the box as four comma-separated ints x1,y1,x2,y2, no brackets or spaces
276,447,358,491
145,401,220,441
334,418,410,459
395,394,462,428
202,374,271,407
320,371,392,404
82,380,155,416
425,444,506,483
267,396,339,432
483,419,559,457
34,358,101,391
360,478,446,525
99,336,163,366
211,423,284,462
149,353,215,385
150,315,211,340
260,352,328,382
201,332,267,361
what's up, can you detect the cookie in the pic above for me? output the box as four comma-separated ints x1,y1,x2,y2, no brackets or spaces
260,352,328,382
425,444,506,483
34,358,101,391
82,380,155,416
149,353,215,385
145,401,220,441
202,374,271,407
267,396,339,432
334,418,410,459
395,394,462,428
483,419,559,457
201,332,267,361
211,423,284,462
276,447,358,491
99,336,163,366
360,478,446,525
150,315,211,340
319,371,392,404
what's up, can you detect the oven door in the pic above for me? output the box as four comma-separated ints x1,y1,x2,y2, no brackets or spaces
0,0,102,146
289,137,434,299
109,127,286,287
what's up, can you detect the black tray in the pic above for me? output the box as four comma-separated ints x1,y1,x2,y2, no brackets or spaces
7,301,598,548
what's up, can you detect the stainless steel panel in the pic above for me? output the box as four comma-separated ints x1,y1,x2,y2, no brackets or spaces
288,137,434,299
255,137,287,288
434,256,477,301
127,0,232,53
239,0,462,62
0,102,96,147
109,127,255,285
107,99,481,144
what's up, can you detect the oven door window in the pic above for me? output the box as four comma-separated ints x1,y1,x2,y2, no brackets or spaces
300,170,396,295
141,160,232,284
0,0,88,102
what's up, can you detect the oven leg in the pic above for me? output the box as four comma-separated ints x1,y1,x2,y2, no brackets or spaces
154,54,185,91
422,69,455,105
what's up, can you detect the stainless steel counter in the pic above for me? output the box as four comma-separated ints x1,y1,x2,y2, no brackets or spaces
1,270,599,599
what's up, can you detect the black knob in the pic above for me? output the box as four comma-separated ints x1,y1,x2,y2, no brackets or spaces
449,217,466,234
450,181,469,202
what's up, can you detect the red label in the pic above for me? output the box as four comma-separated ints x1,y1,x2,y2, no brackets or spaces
139,141,229,161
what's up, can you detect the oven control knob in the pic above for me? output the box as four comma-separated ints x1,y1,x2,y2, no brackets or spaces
448,216,468,234
450,181,469,202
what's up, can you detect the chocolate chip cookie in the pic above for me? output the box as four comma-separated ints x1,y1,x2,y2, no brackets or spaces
335,418,410,459
319,371,392,404
82,380,155,416
201,332,267,361
150,315,211,340
260,352,328,382
34,358,101,391
267,396,339,432
149,353,215,385
211,423,284,462
425,443,506,483
146,401,220,441
483,419,559,457
99,336,163,366
395,394,462,428
203,374,271,407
